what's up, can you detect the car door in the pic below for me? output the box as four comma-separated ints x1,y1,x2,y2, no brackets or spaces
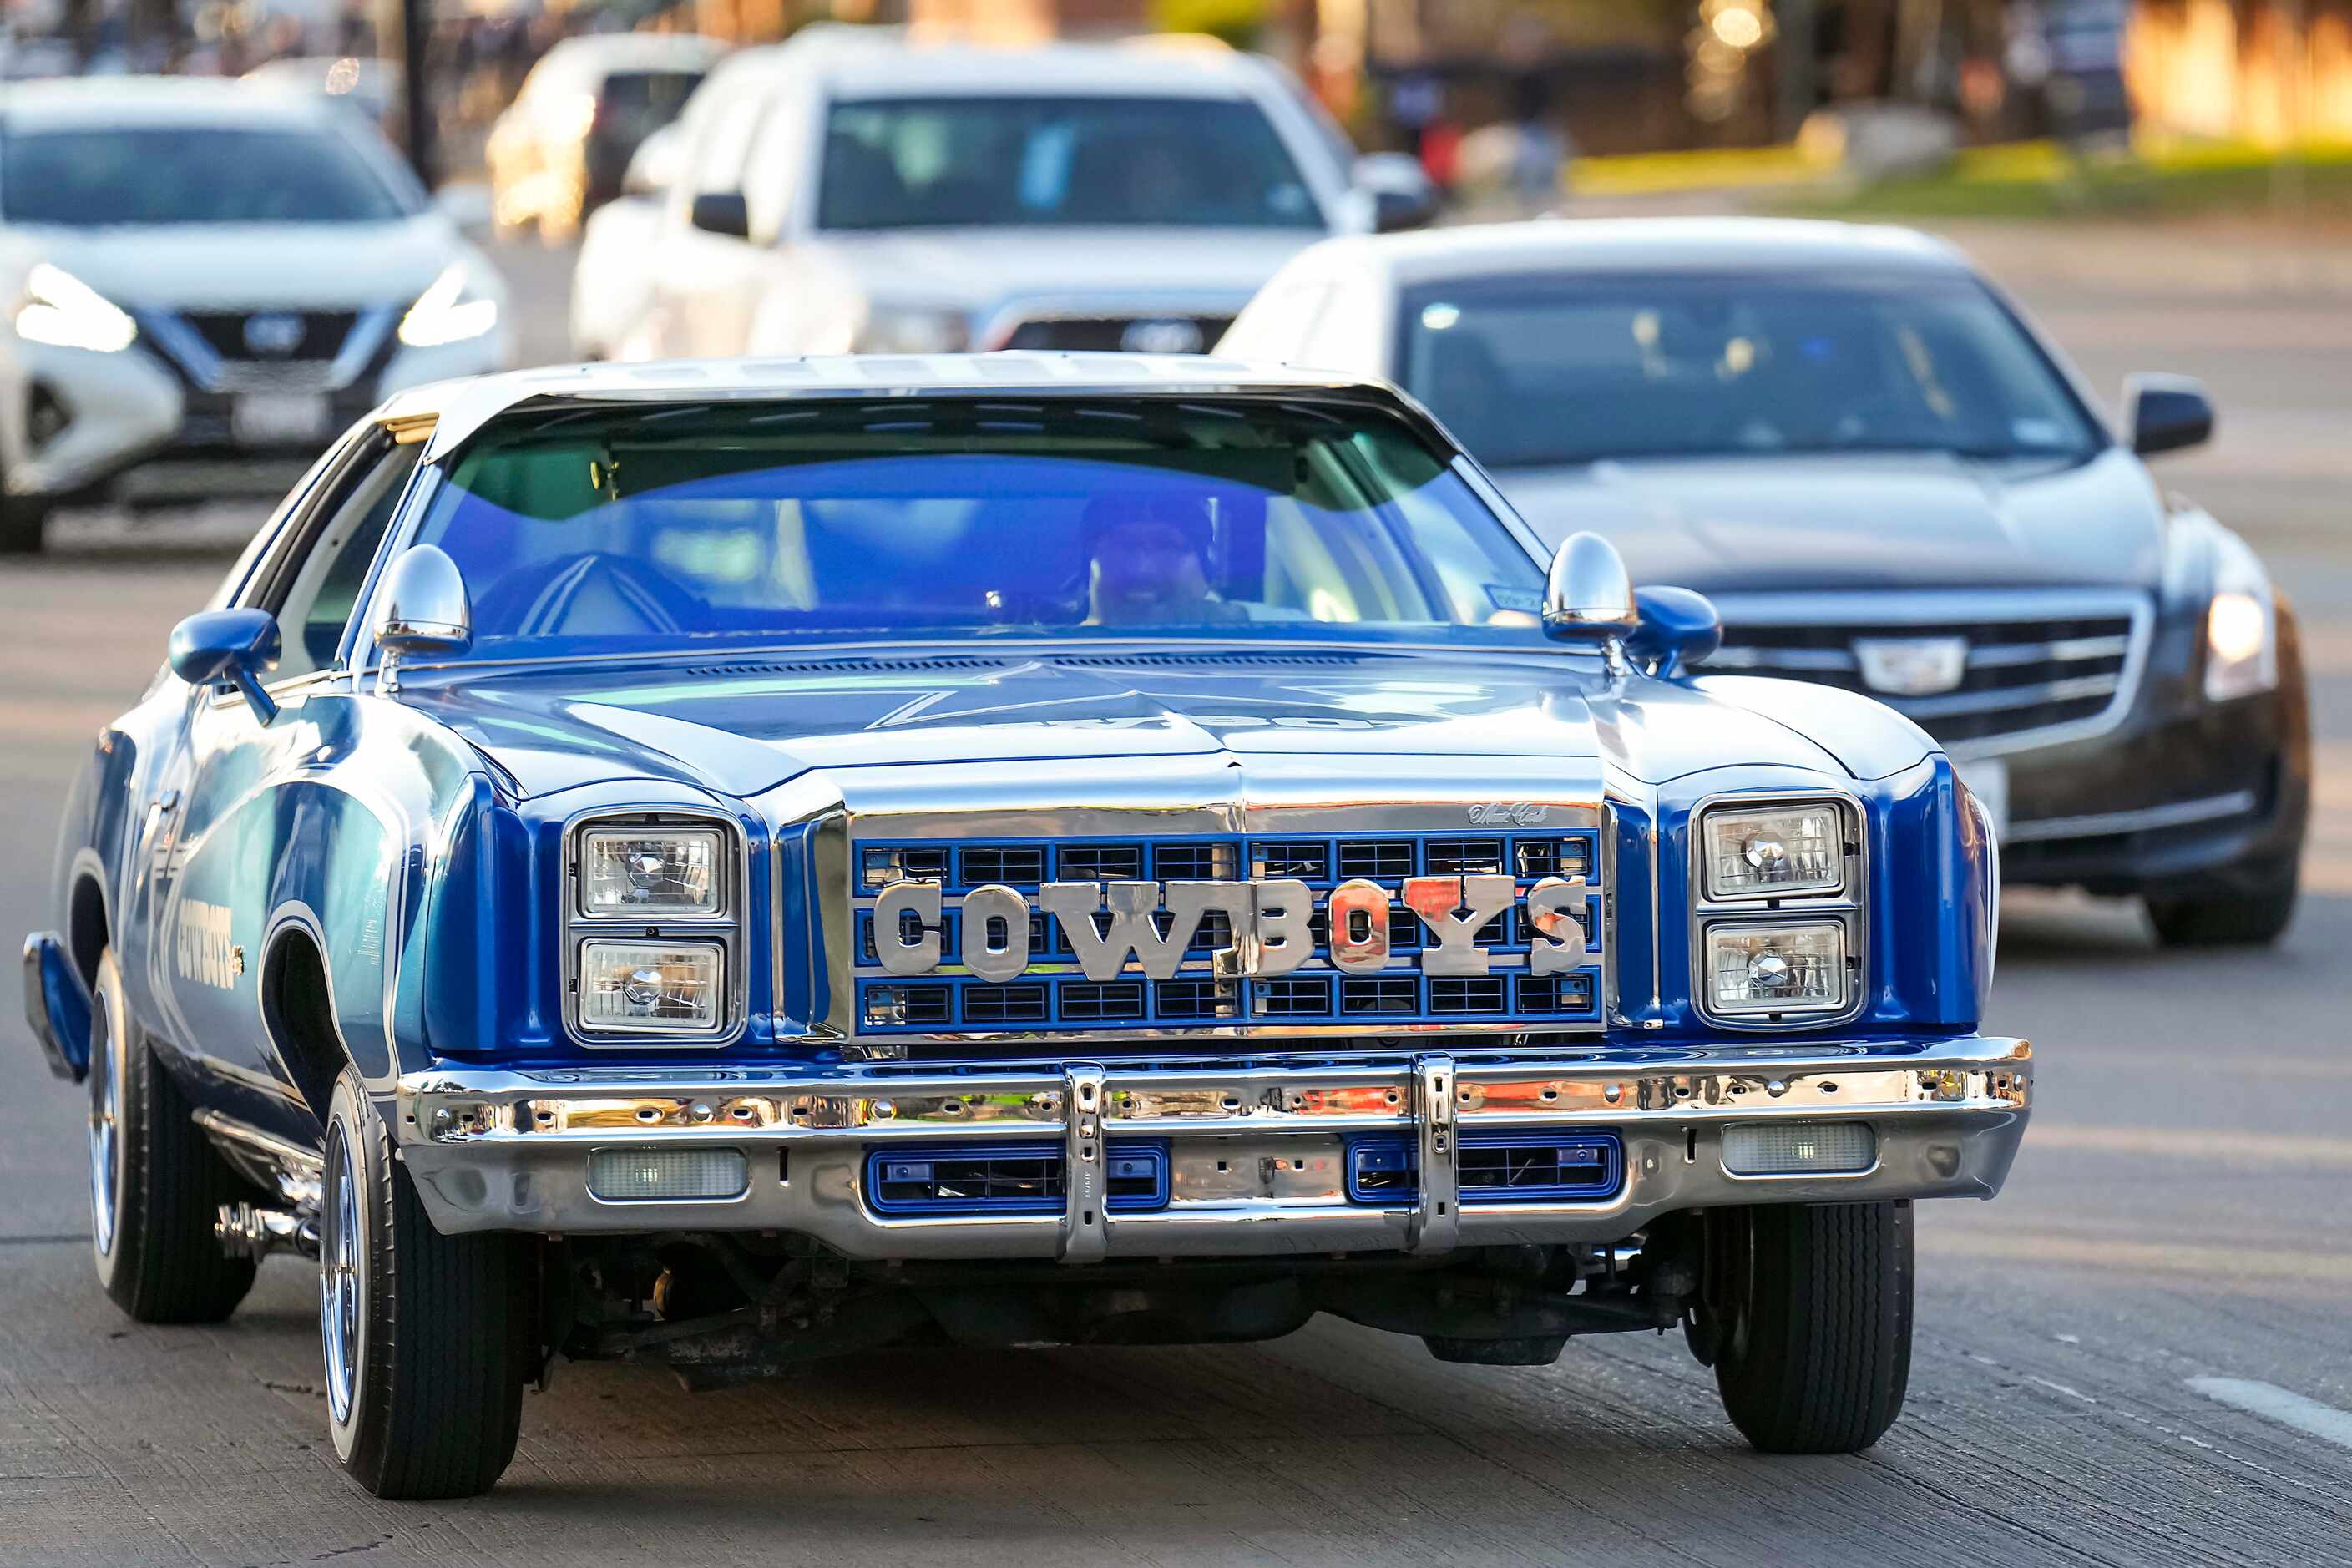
146,432,421,1136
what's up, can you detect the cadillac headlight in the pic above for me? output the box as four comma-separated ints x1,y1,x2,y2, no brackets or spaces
853,307,969,354
397,262,500,348
1700,801,1846,899
1702,921,1851,1016
578,941,724,1033
579,826,724,916
14,264,137,352
2203,532,2277,702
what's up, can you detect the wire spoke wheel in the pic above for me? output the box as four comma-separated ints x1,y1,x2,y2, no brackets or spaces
320,1125,363,1427
85,994,119,1258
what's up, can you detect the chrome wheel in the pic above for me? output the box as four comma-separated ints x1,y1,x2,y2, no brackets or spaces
321,1125,362,1426
86,995,119,1257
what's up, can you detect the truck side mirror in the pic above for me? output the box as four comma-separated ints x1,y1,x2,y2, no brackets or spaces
1540,531,1638,647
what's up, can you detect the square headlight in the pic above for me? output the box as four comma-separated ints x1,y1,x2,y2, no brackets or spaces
579,826,725,917
578,941,725,1034
1702,921,1850,1016
1701,802,1846,900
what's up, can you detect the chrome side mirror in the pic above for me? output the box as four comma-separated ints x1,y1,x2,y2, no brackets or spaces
372,544,471,692
1540,532,1638,654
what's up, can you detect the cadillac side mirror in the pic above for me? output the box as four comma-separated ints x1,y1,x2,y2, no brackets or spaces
168,608,282,722
372,544,471,692
2124,372,2213,457
689,191,751,240
1626,585,1723,677
1540,531,1639,652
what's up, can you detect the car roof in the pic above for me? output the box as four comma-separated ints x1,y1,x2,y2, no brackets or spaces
382,354,1401,461
1304,217,1975,286
807,37,1275,100
0,74,348,130
536,32,727,73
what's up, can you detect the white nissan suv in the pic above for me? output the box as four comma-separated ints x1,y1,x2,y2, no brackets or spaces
0,78,512,553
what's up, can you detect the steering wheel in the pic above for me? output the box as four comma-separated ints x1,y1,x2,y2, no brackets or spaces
474,551,711,640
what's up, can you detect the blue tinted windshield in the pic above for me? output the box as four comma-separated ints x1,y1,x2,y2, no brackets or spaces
412,397,1544,661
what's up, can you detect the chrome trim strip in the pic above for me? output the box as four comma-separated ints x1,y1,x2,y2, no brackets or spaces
1062,1064,1109,1264
1889,674,2119,721
2003,790,2258,844
1409,1054,1459,1255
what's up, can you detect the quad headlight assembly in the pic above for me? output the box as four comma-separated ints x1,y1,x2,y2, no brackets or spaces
1692,793,1864,1027
564,811,746,1044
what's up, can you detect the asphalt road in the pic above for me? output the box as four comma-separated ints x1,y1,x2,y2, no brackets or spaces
3,226,2349,1567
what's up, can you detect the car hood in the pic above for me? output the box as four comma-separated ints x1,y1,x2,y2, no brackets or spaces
399,645,1898,802
810,227,1324,321
1493,448,2166,594
10,216,467,310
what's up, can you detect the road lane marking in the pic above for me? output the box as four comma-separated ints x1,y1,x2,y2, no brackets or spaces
2188,1378,2352,1452
2023,1123,2352,1169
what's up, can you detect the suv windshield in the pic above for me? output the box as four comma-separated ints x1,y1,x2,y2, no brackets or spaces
1400,272,2102,468
411,397,1544,662
0,125,415,225
817,97,1322,230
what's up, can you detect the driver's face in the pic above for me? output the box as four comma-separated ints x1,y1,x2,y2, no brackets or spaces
1090,518,1211,625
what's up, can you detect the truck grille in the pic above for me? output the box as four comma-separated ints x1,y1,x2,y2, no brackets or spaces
997,314,1235,353
1698,601,2145,746
851,830,1604,1048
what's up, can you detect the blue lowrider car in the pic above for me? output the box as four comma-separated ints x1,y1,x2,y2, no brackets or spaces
22,356,2028,1498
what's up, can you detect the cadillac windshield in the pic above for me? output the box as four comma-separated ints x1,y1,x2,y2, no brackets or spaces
23,357,2028,1499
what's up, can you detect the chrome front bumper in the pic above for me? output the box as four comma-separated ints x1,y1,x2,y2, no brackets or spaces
395,1036,2031,1257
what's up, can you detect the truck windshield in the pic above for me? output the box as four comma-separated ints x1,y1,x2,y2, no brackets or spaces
816,97,1323,230
410,397,1546,662
1399,271,2102,468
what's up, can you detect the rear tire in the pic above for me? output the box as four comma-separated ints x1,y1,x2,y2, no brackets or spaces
321,1067,529,1499
1711,1201,1913,1454
88,949,260,1323
2145,855,2299,948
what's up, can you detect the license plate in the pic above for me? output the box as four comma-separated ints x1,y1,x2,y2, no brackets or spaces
231,393,329,447
1955,756,2010,839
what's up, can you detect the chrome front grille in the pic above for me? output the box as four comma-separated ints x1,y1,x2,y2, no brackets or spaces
1699,596,2148,749
849,829,1606,1051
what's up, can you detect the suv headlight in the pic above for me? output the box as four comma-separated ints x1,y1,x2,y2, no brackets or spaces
1702,920,1853,1015
579,825,723,916
398,262,501,348
2203,531,2277,702
14,263,137,352
1699,801,1847,899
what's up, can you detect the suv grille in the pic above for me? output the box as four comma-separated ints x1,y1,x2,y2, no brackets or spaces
1700,604,2143,746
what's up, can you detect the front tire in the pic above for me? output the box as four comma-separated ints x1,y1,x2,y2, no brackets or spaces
1709,1201,1914,1454
88,949,260,1322
0,490,50,555
2145,854,2299,948
321,1068,529,1499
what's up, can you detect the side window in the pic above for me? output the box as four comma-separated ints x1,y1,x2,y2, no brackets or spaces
251,440,422,683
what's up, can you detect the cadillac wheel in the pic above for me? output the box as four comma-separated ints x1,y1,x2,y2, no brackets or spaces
320,1069,534,1499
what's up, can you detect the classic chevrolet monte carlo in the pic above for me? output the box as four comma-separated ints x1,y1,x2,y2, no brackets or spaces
22,356,2029,1499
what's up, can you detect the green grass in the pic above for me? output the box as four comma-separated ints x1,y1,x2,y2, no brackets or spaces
1570,136,2352,221
1782,138,2352,220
